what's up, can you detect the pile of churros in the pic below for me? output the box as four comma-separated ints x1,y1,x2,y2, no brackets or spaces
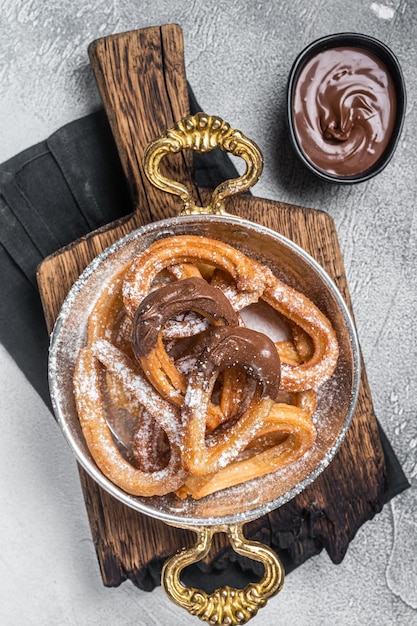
73,235,339,499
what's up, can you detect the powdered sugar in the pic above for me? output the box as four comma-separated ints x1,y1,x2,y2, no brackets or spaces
91,339,180,440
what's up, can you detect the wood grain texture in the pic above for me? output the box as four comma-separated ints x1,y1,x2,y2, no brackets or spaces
37,24,386,588
87,25,197,221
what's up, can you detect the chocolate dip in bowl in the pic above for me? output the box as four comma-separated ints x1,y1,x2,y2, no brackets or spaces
287,33,406,183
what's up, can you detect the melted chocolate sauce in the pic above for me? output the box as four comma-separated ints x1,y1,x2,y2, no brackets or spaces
132,277,240,358
132,278,281,400
196,326,281,401
293,46,397,176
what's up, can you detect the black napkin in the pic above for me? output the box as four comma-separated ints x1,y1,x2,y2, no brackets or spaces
0,86,409,588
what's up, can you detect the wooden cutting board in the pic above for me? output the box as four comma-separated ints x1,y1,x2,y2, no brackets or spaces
37,24,386,588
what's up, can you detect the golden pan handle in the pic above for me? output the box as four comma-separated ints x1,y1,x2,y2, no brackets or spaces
143,112,264,215
162,523,284,625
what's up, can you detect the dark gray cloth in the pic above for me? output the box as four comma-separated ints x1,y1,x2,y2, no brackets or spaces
0,88,409,586
0,110,133,406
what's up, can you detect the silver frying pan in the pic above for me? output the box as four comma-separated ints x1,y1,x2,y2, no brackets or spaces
49,113,360,625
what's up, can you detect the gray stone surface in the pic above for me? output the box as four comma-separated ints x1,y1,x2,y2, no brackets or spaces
0,1,416,624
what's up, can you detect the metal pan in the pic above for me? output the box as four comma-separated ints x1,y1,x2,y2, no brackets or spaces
49,113,360,625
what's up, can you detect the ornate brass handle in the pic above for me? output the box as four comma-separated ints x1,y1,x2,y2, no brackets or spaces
143,113,263,215
162,523,284,625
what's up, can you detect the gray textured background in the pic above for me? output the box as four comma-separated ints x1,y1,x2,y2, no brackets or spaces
0,1,416,624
